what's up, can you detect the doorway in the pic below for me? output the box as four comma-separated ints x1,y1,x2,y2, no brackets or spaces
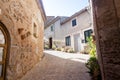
49,37,52,49
0,22,10,80
74,33,81,52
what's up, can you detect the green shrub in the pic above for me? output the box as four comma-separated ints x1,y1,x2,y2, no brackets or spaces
56,48,61,51
52,42,57,50
86,36,102,80
67,48,75,53
87,36,96,57
44,45,49,49
80,50,89,54
52,47,56,50
62,47,75,53
86,57,101,80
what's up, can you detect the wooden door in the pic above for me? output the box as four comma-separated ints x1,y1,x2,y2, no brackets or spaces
49,38,52,49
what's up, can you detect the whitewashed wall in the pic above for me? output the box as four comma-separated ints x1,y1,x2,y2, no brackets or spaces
61,8,93,51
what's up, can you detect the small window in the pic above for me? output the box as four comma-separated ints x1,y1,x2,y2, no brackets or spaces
33,23,37,38
72,19,77,27
51,26,54,31
65,36,71,46
84,29,93,43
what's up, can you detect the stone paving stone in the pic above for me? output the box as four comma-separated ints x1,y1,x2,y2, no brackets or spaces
21,50,91,80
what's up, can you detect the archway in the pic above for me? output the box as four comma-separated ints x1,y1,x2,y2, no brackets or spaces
0,22,10,80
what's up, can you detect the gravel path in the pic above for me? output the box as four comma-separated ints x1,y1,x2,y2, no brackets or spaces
21,50,91,80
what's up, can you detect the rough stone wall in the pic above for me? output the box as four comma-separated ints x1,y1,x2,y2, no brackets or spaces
0,0,44,80
91,0,120,80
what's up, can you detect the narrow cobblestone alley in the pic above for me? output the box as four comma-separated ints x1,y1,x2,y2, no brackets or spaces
21,50,91,80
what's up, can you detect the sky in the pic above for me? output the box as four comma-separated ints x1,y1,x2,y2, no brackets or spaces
42,0,89,17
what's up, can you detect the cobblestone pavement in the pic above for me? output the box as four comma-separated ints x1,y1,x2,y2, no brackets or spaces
21,50,91,80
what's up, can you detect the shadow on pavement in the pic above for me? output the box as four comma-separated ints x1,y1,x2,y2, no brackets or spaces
21,52,91,80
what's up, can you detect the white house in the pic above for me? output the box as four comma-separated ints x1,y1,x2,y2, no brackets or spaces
61,7,93,52
44,16,68,48
44,6,93,52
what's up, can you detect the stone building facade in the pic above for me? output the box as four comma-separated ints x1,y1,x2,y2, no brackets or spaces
44,16,68,49
61,7,93,52
0,0,46,80
90,0,120,80
44,7,93,52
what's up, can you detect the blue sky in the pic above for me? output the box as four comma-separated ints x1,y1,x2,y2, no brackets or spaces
42,0,89,17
